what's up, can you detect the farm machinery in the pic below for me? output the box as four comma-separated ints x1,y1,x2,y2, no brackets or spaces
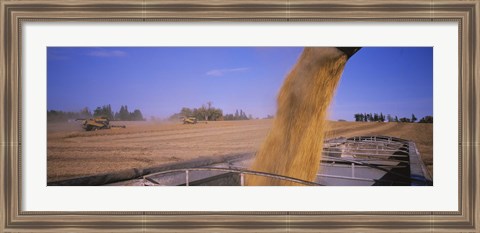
182,116,198,124
182,116,209,124
76,117,126,131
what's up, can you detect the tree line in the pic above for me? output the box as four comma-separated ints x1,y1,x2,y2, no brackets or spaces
223,109,251,121
47,107,92,122
47,104,145,122
114,105,144,121
353,112,433,123
169,102,252,121
169,102,223,121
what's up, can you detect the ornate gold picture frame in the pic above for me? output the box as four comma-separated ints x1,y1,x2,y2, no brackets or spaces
1,0,478,231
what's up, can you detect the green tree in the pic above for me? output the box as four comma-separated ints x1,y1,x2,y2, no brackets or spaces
210,108,223,121
354,113,361,122
118,105,130,120
93,107,103,117
379,113,385,122
411,114,417,123
418,115,433,123
180,107,193,117
131,109,144,121
79,107,92,118
197,105,208,121
94,104,114,119
387,114,393,122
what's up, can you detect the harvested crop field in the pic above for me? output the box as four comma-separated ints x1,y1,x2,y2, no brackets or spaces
47,120,433,183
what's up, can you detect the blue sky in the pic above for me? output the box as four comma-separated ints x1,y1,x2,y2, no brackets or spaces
47,47,432,121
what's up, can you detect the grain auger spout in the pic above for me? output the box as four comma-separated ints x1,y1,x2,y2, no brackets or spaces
335,47,362,59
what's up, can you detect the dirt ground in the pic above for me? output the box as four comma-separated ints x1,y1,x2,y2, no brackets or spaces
47,120,433,182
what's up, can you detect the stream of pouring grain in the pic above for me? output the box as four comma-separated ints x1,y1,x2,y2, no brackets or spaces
246,48,348,186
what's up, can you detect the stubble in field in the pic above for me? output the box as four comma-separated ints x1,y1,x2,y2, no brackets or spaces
47,120,432,182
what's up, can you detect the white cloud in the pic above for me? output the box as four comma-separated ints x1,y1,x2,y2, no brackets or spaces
206,67,249,77
87,50,127,57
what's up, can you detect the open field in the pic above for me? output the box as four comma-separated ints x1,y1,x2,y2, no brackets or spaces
47,120,433,182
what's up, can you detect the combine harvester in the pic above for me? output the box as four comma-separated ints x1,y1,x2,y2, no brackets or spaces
76,117,126,131
182,116,198,124
182,116,208,125
84,135,430,187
